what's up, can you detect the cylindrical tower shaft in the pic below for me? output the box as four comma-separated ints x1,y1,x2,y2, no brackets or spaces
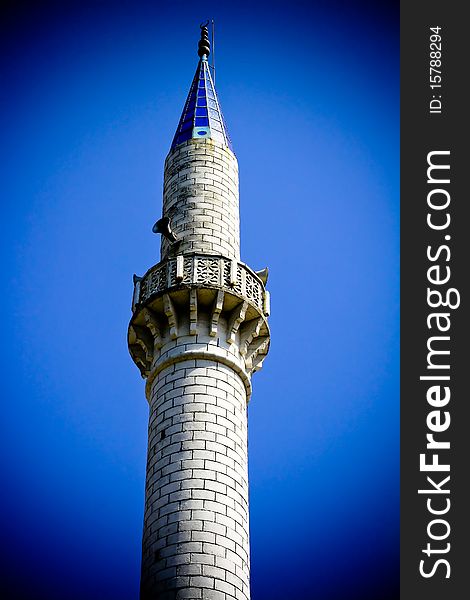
161,140,240,262
128,24,270,600
141,339,250,599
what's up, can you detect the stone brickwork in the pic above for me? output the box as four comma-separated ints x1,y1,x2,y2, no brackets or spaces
161,139,240,261
140,353,250,600
130,133,270,599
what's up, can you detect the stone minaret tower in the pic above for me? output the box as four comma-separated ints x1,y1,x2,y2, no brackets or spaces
128,24,270,600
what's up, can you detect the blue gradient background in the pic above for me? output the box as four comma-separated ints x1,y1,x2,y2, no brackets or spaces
1,1,399,599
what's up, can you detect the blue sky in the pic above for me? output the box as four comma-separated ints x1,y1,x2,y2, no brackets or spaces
1,1,399,598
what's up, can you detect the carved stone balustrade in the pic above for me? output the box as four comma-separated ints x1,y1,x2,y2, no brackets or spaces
128,254,271,401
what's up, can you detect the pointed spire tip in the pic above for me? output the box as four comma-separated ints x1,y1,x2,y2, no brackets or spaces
198,21,211,58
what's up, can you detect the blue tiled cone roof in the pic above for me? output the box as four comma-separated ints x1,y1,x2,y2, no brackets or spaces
171,57,233,151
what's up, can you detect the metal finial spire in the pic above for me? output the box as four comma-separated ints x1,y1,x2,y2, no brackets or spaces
198,21,211,57
171,20,232,151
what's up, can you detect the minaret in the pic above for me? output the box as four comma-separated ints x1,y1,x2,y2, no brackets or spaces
128,24,270,600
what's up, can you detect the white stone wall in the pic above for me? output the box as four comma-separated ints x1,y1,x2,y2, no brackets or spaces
161,139,240,261
135,136,265,600
141,349,250,600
